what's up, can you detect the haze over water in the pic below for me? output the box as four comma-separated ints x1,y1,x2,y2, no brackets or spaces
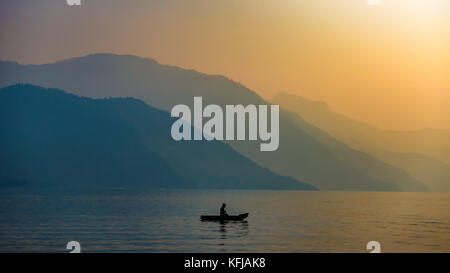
0,190,448,253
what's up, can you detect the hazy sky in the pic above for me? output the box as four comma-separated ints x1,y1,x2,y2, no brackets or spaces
1,0,449,130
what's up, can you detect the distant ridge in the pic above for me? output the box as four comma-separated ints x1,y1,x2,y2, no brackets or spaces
273,92,450,192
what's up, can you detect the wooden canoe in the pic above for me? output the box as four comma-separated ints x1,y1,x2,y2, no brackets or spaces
200,213,249,221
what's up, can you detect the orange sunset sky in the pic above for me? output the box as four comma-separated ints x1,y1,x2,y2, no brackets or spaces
1,0,449,130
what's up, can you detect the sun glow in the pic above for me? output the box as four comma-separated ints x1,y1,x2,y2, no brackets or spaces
1,0,449,130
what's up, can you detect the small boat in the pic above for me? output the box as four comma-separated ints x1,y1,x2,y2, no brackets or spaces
200,213,249,221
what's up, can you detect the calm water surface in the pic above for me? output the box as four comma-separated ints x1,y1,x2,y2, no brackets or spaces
0,190,449,252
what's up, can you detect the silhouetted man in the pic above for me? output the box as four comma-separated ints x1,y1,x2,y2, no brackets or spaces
220,203,228,217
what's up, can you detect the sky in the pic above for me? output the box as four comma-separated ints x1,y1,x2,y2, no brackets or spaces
1,0,449,130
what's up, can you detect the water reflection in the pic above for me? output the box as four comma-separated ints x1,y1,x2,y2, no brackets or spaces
219,220,249,241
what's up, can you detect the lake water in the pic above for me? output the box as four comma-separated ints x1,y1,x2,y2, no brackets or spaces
0,190,449,252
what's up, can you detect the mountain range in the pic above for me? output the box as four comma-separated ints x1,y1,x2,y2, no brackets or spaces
0,84,316,190
0,54,430,191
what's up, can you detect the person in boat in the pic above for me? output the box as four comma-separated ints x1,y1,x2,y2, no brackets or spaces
220,203,229,217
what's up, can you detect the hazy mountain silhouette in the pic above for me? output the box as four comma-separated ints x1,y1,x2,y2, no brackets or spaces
273,92,450,192
0,54,427,191
0,84,316,190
